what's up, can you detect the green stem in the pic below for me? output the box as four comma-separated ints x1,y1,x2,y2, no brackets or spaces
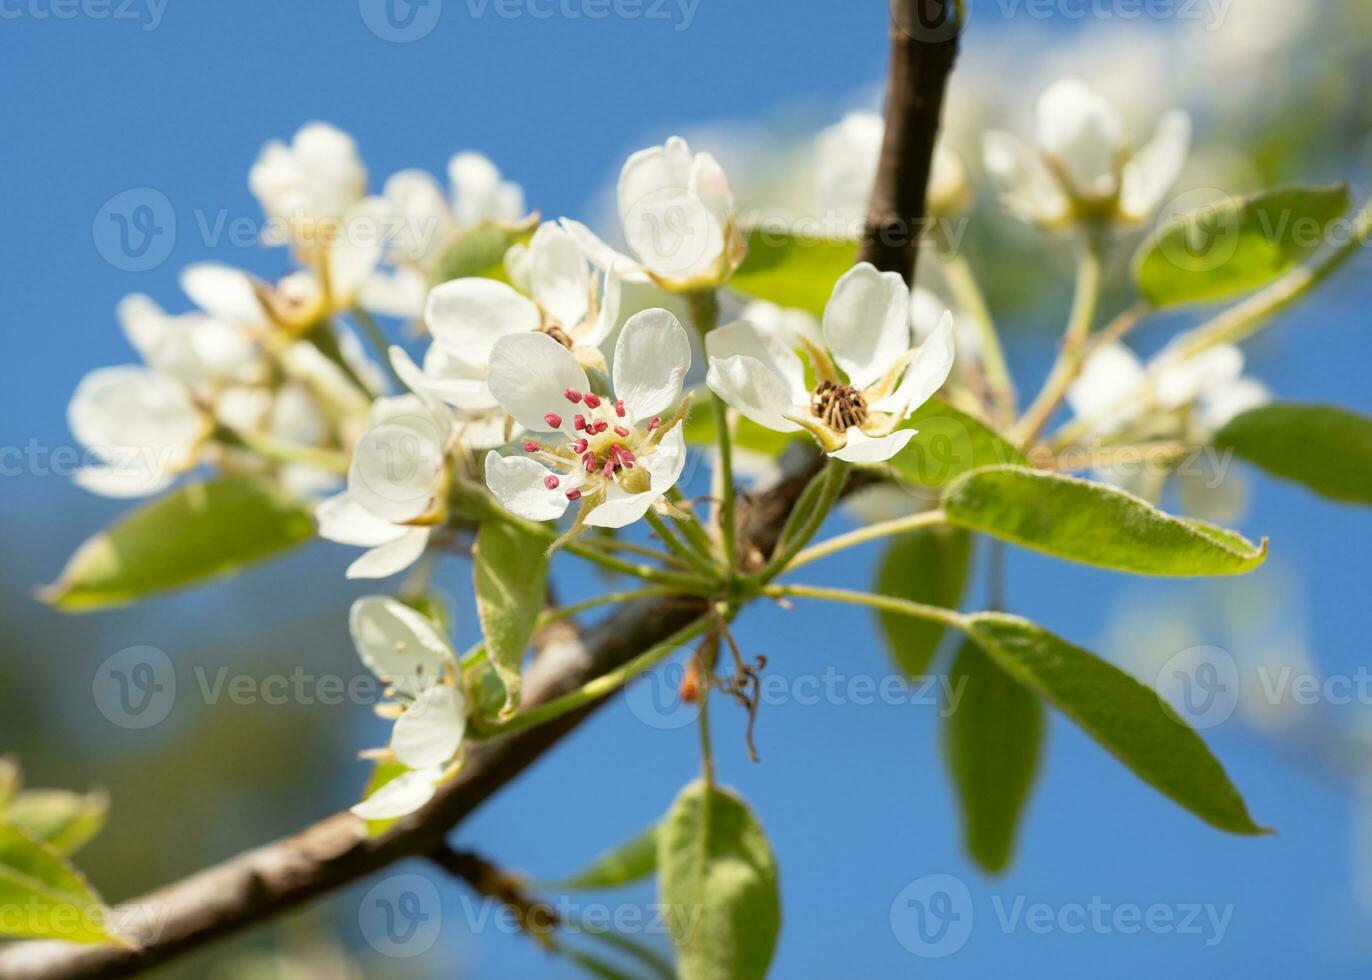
695,633,720,789
940,251,1016,427
582,536,691,569
472,617,712,739
645,509,718,578
218,426,350,474
1014,239,1104,447
665,489,720,565
352,305,405,390
764,583,967,631
783,509,948,574
747,459,849,586
686,289,737,577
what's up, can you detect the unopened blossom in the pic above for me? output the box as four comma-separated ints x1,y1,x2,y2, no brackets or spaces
815,111,971,227
361,152,528,319
317,395,453,578
66,295,267,497
348,596,467,820
250,122,368,251
483,308,691,530
982,78,1191,229
563,136,745,291
706,262,955,464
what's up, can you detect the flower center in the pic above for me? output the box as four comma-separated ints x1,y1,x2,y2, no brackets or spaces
812,380,867,431
525,387,664,502
540,324,575,349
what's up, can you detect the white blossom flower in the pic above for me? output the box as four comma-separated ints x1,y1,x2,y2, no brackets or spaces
317,395,453,579
815,111,970,228
706,262,955,463
982,78,1191,229
483,308,691,529
348,596,467,820
360,152,527,319
563,136,745,291
250,122,368,249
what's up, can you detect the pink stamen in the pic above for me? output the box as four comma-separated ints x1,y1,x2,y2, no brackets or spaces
582,452,597,471
566,488,582,501
593,420,609,434
564,387,583,404
544,475,560,490
647,416,662,431
602,459,616,477
573,414,587,431
571,438,588,454
543,413,563,429
583,393,602,409
618,447,636,464
614,399,626,418
613,425,630,438
523,441,540,453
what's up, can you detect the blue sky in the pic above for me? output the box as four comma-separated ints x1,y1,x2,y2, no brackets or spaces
3,3,1372,977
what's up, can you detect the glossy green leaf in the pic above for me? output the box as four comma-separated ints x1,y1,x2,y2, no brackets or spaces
42,478,315,611
3,790,109,857
875,527,972,676
658,781,780,980
944,639,1043,873
943,466,1267,576
552,823,659,891
0,825,122,945
428,220,532,289
1134,184,1351,308
1215,402,1372,507
966,613,1267,835
889,399,1026,500
728,227,858,317
473,521,550,716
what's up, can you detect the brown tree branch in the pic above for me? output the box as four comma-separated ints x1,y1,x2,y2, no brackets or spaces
0,5,958,976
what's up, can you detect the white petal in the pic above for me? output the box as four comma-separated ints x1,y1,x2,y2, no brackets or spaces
115,294,171,364
623,193,724,282
348,594,455,689
645,422,689,493
484,450,577,522
68,366,203,466
617,137,694,225
1036,78,1123,197
828,427,917,463
381,170,452,265
1067,343,1147,434
360,267,429,320
72,464,174,498
739,300,823,350
707,319,808,404
181,263,265,326
558,218,637,273
487,332,589,433
981,131,1070,225
822,262,911,389
425,278,541,366
250,122,367,225
317,492,407,547
1119,110,1192,221
350,767,441,820
392,686,466,769
329,216,384,303
347,420,446,523
872,311,956,415
347,528,431,580
689,151,734,230
529,222,590,329
1197,377,1270,433
813,112,883,225
612,309,691,422
705,355,802,433
456,414,517,451
389,345,493,414
449,152,525,226
1151,344,1244,410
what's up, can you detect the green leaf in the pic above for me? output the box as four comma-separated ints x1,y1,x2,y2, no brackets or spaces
3,790,109,856
965,613,1267,835
428,220,533,289
0,825,123,944
42,477,315,611
889,399,1026,499
1215,402,1372,507
551,823,659,891
944,639,1043,873
1133,184,1351,308
0,757,19,809
728,227,858,317
874,527,972,676
658,781,780,980
943,466,1267,577
473,521,550,716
